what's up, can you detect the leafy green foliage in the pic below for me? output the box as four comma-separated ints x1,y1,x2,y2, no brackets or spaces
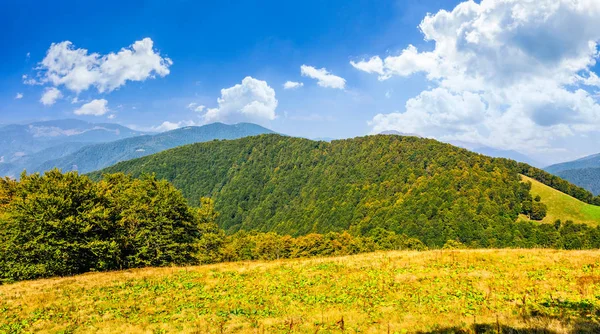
92,134,558,246
0,170,210,282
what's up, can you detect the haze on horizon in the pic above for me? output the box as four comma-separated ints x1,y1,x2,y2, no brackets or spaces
2,0,600,165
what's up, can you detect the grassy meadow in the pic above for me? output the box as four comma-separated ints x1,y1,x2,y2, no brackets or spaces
1,249,599,333
521,175,600,226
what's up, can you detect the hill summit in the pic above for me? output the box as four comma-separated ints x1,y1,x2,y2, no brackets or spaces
91,134,587,246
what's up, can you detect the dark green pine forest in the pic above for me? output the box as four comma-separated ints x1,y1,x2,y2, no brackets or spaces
91,134,600,247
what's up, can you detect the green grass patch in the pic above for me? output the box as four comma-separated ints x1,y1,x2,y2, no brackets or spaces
521,174,600,226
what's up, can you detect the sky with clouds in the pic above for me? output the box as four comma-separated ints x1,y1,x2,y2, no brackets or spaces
2,0,600,164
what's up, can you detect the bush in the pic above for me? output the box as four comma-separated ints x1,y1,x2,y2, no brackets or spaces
0,170,211,282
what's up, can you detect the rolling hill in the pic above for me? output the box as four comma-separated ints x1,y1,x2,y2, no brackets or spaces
545,152,600,174
90,134,600,244
520,174,600,226
33,122,274,175
544,153,600,195
553,167,600,196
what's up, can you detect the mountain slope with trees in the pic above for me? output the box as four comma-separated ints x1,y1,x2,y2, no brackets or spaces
91,134,599,245
554,167,600,196
546,153,600,174
544,153,600,195
0,119,144,178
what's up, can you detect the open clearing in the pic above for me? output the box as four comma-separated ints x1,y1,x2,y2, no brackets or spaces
1,249,599,333
521,174,600,226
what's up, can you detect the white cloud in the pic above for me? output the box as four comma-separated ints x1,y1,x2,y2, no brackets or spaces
187,102,206,112
283,81,304,89
350,56,384,76
14,93,23,99
40,87,62,106
22,74,41,85
360,0,600,154
203,76,278,124
74,99,109,116
300,65,346,89
147,120,198,132
35,38,172,94
107,114,116,119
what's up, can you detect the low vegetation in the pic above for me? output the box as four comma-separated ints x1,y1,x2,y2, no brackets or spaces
2,169,600,282
522,175,600,227
1,249,599,333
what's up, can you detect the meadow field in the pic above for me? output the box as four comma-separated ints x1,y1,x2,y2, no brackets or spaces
521,175,600,226
1,249,599,333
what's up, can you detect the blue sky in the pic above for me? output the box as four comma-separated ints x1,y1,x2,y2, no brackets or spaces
2,0,600,164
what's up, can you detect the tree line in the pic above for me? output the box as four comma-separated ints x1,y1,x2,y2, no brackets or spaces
2,170,599,282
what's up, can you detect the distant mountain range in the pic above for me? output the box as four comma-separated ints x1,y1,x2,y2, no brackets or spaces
545,153,600,195
35,122,274,175
0,119,144,178
0,120,274,177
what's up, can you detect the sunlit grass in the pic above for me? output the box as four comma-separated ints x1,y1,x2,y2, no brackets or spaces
521,174,600,226
1,249,599,333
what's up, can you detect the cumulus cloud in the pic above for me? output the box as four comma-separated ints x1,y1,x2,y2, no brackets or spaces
283,81,304,89
300,65,346,89
14,93,23,99
33,38,172,94
40,87,62,106
74,99,109,116
202,76,278,124
355,0,600,153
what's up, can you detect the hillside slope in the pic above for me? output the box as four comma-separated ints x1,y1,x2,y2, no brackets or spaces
93,134,552,244
521,174,600,226
1,249,598,333
555,167,600,196
36,122,274,174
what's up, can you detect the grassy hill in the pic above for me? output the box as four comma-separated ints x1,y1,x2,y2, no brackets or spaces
521,174,600,226
1,249,599,333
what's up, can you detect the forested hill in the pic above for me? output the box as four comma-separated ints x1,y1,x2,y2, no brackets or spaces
91,134,597,244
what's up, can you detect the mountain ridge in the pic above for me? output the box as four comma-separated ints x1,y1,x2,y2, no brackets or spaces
35,122,274,175
90,133,597,242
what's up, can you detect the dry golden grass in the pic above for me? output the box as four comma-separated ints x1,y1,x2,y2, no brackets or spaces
1,249,600,333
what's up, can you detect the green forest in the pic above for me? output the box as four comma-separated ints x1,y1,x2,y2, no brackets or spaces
1,168,599,282
92,134,599,242
3,134,600,282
